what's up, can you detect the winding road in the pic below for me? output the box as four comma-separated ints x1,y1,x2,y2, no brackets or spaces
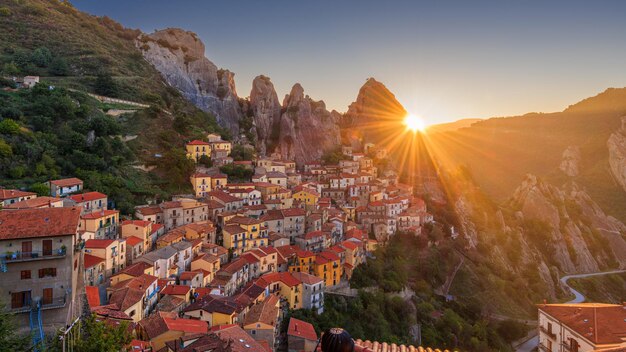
514,269,626,352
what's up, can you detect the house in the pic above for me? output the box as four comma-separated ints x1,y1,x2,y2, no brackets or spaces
67,192,107,214
242,294,281,350
109,262,155,286
84,253,106,286
0,189,37,206
212,324,267,352
85,238,125,277
121,220,157,252
22,75,39,88
160,285,192,303
223,216,268,257
0,207,81,331
291,272,324,314
292,186,320,211
189,173,213,198
282,208,306,240
191,253,221,284
537,303,626,352
80,209,119,240
185,140,211,162
2,196,63,210
213,257,250,295
267,171,288,187
182,295,244,327
136,312,208,350
287,318,318,352
179,271,203,288
47,177,83,197
136,245,178,279
295,230,327,253
207,190,243,211
314,251,342,287
258,272,303,310
107,273,159,322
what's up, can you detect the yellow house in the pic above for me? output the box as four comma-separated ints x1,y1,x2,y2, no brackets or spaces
293,187,319,210
181,295,242,327
186,140,211,162
121,220,153,251
85,238,125,278
190,173,212,197
223,216,268,257
191,253,221,283
210,140,232,155
109,262,154,286
313,251,342,287
137,312,208,350
259,272,302,310
80,209,119,240
290,250,315,275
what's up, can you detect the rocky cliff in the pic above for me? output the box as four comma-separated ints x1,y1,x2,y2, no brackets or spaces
137,28,242,136
249,75,281,155
608,116,626,193
344,78,407,147
278,84,341,164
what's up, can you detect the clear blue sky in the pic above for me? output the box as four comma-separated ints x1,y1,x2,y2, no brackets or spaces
73,0,626,125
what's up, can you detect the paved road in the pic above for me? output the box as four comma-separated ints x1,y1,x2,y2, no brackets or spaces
515,269,626,352
560,269,626,303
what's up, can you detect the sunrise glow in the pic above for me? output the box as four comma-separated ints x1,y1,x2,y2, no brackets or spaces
403,113,427,133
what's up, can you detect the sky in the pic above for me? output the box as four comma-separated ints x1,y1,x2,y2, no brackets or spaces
73,0,626,125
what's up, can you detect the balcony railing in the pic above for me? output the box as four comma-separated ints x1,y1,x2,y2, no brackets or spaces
11,296,67,314
3,248,67,263
540,326,557,339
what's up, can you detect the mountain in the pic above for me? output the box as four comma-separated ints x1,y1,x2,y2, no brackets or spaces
427,118,483,133
428,88,626,222
138,28,242,137
249,75,281,155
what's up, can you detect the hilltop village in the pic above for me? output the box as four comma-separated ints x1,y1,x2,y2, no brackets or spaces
1,130,434,351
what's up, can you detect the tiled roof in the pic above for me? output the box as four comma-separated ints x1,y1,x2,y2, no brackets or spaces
0,207,81,240
539,303,626,345
69,192,107,202
121,219,152,227
179,271,200,281
242,294,280,326
3,196,61,209
282,208,306,217
223,224,247,234
0,189,36,200
291,271,323,285
187,139,210,145
184,295,243,315
49,177,83,187
354,339,451,352
228,215,262,226
288,318,318,341
109,287,144,312
85,239,115,249
85,286,101,308
81,209,118,219
213,324,267,352
260,272,300,287
160,285,191,296
84,253,105,268
125,236,143,247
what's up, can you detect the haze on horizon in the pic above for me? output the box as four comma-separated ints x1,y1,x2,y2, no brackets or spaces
73,0,626,125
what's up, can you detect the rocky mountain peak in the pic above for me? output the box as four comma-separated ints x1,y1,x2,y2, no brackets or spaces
283,83,305,106
249,75,281,155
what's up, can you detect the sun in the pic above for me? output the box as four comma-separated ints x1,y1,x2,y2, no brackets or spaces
403,113,427,133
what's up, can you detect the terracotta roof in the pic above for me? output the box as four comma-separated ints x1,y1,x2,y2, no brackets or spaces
109,287,144,312
291,272,323,285
340,240,360,250
303,231,325,240
213,324,267,352
161,285,191,296
287,318,318,341
69,192,107,203
49,177,83,187
539,303,626,345
85,286,101,308
121,219,152,227
112,273,158,292
128,340,152,351
227,215,262,226
3,196,61,209
0,189,36,200
0,207,81,240
282,208,306,217
84,253,105,269
81,209,118,219
208,190,241,203
179,271,200,281
116,262,152,278
219,257,248,274
353,339,451,352
191,172,212,178
125,236,143,247
243,294,280,326
187,139,210,145
184,295,243,315
260,272,301,287
136,206,161,216
85,239,115,249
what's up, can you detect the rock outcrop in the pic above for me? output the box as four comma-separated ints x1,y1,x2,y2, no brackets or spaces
137,28,242,136
249,75,281,155
559,146,581,177
608,116,626,193
278,84,341,164
344,78,407,147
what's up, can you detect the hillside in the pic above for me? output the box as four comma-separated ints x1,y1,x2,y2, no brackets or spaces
428,88,626,221
0,0,224,212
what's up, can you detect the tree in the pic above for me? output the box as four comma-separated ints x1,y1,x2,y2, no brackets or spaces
0,300,31,351
74,314,132,352
49,57,70,76
94,71,118,97
1,62,19,76
0,139,12,158
32,47,53,67
0,119,21,135
30,183,50,197
198,154,212,168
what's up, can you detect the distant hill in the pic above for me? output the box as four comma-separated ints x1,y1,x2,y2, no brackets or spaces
427,118,483,133
428,87,626,221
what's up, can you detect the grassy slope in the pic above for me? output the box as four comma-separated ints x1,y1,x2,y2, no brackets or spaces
568,273,626,303
428,88,626,221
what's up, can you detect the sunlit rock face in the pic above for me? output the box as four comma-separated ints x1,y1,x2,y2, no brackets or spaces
278,84,341,164
249,75,281,156
608,116,626,193
344,78,407,148
559,146,581,177
138,28,242,136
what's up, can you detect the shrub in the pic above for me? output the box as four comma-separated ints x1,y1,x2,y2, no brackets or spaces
0,119,21,134
0,7,11,16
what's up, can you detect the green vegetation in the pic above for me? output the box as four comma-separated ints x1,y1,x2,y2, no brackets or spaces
0,300,30,352
230,144,255,161
219,164,253,182
569,273,626,303
46,314,132,352
321,146,349,165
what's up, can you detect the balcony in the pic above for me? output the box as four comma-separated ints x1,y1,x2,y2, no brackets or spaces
540,326,557,339
538,343,552,352
3,248,67,263
11,296,67,314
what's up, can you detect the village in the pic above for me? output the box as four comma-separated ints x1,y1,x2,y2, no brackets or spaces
0,131,435,352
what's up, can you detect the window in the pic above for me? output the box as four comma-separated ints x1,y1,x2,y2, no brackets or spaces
20,270,31,280
39,268,57,278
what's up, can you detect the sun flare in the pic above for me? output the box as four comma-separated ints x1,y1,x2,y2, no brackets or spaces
403,114,427,133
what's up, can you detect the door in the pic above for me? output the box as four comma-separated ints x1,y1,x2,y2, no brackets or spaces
11,291,30,309
21,241,32,258
42,240,52,256
42,288,53,305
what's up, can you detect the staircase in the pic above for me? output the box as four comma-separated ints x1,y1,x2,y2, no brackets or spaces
29,298,44,351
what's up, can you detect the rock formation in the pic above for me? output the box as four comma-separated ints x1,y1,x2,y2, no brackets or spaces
277,84,341,164
559,146,581,177
608,116,626,193
137,28,242,136
249,75,281,155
